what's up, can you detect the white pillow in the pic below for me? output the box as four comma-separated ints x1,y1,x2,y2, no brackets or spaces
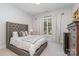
25,31,28,36
21,31,26,37
12,32,18,37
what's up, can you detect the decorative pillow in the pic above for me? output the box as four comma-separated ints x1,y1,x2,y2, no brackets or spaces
25,31,28,36
18,31,28,37
12,32,18,37
21,31,26,37
18,31,23,37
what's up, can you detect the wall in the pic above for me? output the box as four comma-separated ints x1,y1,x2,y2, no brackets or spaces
33,6,73,44
0,4,32,49
72,4,79,13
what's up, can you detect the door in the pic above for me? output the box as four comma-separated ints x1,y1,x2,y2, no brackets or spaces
43,16,57,42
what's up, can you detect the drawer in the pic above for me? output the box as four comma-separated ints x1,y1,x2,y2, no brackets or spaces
70,49,76,56
72,40,76,49
70,33,77,41
69,26,77,34
70,39,76,49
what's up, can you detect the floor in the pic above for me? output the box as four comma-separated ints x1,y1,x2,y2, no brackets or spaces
41,40,66,56
0,39,66,56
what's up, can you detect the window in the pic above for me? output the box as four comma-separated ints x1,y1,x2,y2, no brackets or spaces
44,17,52,35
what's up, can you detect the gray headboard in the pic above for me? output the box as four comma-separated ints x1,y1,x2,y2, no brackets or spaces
6,22,28,48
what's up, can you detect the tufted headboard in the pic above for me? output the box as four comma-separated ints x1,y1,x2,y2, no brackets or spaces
6,22,28,48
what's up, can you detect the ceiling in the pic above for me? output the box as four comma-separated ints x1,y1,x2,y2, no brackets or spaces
11,3,74,16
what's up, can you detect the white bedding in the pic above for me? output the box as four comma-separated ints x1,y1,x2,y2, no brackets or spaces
10,35,47,56
24,35,46,44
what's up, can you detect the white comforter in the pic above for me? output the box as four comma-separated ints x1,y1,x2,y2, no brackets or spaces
24,35,46,44
10,35,47,56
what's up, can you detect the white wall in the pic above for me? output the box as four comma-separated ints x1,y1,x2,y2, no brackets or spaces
72,4,79,13
0,4,32,49
33,6,73,44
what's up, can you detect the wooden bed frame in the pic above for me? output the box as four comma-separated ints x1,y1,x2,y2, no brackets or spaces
6,22,47,56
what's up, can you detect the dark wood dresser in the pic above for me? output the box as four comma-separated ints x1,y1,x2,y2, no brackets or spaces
68,21,79,56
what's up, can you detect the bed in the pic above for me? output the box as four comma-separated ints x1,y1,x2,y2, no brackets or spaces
6,22,48,56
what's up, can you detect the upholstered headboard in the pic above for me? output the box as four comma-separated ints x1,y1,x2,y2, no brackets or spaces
6,22,28,48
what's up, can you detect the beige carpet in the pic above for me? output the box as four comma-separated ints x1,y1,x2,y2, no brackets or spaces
0,39,66,56
0,49,17,56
